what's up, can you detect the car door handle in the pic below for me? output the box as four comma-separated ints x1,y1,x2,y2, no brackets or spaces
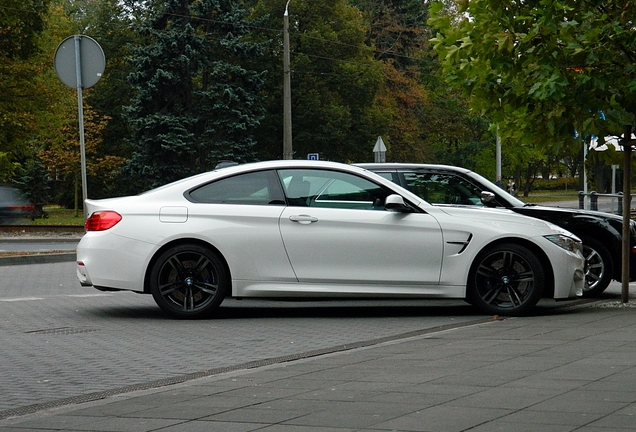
289,214,318,224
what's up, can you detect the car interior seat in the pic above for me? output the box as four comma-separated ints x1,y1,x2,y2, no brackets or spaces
286,177,310,206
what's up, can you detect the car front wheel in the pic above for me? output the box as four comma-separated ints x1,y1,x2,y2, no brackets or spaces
468,243,545,316
580,236,612,297
149,244,228,319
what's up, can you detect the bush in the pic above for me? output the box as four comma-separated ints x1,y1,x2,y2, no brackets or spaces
531,177,577,191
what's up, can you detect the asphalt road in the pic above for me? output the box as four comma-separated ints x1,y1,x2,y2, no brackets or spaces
0,240,78,253
0,260,603,419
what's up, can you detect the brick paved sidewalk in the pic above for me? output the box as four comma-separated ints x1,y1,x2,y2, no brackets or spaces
2,300,636,432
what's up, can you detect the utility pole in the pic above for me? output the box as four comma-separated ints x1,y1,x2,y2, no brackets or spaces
621,125,635,303
496,126,501,181
282,0,293,160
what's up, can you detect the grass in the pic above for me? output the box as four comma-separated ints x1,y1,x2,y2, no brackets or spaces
521,189,580,203
30,206,85,226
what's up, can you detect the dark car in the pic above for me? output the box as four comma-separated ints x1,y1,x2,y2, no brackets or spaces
0,186,34,224
358,163,636,297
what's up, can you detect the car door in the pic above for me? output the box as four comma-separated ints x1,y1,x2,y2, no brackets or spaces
277,168,444,287
187,169,296,282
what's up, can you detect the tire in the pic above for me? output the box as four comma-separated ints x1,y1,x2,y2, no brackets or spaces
579,236,613,297
467,243,545,316
149,244,228,319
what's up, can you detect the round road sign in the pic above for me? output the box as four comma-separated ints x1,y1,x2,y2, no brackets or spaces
54,35,105,89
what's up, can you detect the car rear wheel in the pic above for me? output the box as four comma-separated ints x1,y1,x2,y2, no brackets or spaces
468,243,545,316
149,244,228,319
580,236,612,297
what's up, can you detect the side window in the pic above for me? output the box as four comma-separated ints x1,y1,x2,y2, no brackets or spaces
188,170,285,205
402,172,484,206
372,171,397,183
278,169,390,210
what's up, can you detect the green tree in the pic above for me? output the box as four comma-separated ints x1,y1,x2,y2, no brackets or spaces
124,0,268,191
62,0,142,198
353,0,430,162
353,1,494,169
251,0,385,162
11,156,51,218
0,0,52,181
429,0,636,158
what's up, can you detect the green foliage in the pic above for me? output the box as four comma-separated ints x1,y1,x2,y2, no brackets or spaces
11,156,51,219
0,0,52,180
123,0,268,191
0,0,51,60
429,0,636,147
251,0,385,162
66,0,140,189
15,0,631,202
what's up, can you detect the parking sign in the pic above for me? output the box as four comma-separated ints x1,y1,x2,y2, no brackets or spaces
307,153,319,160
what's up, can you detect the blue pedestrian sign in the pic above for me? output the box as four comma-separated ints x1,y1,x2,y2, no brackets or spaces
307,153,319,160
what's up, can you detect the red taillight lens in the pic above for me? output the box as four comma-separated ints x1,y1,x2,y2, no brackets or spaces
85,211,122,231
8,205,34,212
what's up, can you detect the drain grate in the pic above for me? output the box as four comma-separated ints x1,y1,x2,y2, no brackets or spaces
26,327,100,335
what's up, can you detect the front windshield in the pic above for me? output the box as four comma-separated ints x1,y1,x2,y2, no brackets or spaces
402,170,527,207
467,171,527,207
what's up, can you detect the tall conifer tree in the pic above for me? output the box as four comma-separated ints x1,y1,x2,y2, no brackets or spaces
124,0,267,190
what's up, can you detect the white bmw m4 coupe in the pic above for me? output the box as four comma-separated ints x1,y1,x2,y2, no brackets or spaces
76,160,585,318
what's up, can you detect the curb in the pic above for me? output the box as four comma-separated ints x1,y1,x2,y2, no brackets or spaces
0,252,75,266
0,237,80,243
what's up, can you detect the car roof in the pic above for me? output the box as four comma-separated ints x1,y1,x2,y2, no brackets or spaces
355,162,474,174
138,160,411,198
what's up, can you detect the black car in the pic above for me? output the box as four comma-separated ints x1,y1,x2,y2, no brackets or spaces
358,163,636,297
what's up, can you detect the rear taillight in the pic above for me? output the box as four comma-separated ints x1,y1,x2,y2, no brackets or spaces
8,205,34,212
85,211,122,231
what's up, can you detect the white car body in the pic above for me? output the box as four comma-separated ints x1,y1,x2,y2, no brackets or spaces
76,160,585,318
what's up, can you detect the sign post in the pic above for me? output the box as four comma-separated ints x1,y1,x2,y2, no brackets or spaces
373,136,386,163
54,35,105,218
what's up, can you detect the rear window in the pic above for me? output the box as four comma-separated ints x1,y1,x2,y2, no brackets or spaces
188,170,285,205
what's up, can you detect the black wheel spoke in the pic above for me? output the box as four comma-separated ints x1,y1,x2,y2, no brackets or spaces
470,244,544,316
502,251,514,269
192,281,218,295
167,255,186,273
159,280,182,296
476,263,498,279
192,255,211,278
510,270,534,284
506,285,524,306
482,284,504,304
150,245,227,318
182,287,195,311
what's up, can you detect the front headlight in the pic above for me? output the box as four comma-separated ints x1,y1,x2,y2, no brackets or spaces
544,234,582,254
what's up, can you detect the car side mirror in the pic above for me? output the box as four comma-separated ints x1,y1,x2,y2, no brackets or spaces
481,191,496,205
385,194,412,212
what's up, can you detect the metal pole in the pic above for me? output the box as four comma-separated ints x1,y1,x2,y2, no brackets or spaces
74,35,88,218
621,125,632,304
583,139,588,209
282,1,293,160
496,125,501,182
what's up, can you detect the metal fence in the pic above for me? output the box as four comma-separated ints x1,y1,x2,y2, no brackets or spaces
578,191,635,214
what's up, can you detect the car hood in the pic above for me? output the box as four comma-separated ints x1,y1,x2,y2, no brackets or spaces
517,204,622,221
431,204,576,236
